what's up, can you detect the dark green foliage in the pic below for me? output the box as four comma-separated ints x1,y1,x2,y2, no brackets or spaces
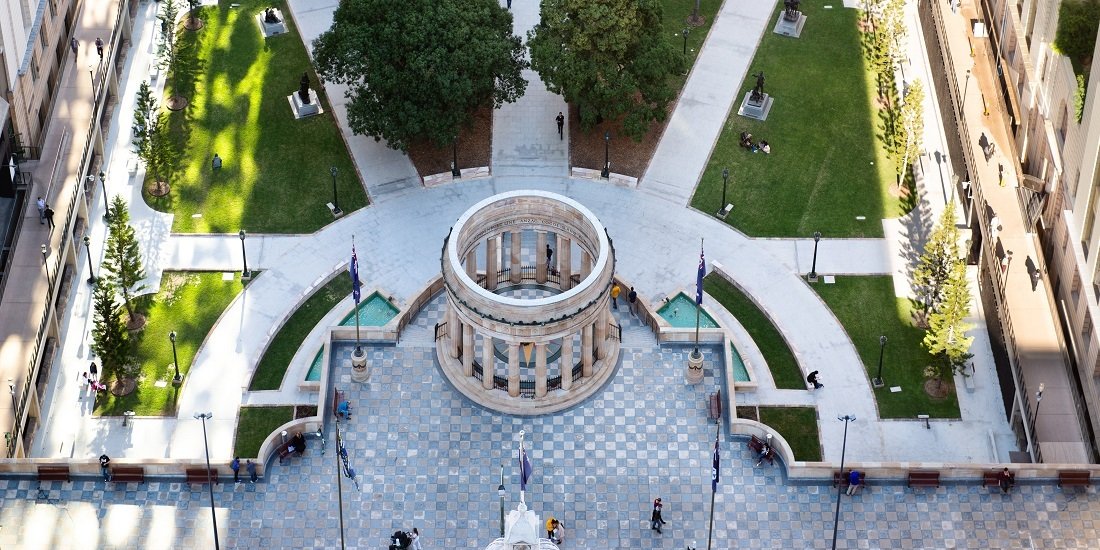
157,0,180,71
1076,73,1087,123
132,81,156,155
922,262,973,387
312,0,527,151
527,0,682,139
912,201,961,313
91,280,131,378
1054,0,1100,72
104,198,146,318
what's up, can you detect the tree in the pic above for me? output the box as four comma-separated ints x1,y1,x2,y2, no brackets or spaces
922,262,974,391
893,79,925,189
879,0,906,65
91,279,131,378
313,0,527,151
912,200,961,314
142,110,175,193
132,80,157,155
104,197,146,323
527,0,683,139
186,0,201,27
156,0,179,71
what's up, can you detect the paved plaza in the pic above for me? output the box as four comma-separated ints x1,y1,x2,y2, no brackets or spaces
8,0,1100,548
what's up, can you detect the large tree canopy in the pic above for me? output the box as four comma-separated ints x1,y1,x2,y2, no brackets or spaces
527,0,682,139
313,0,527,151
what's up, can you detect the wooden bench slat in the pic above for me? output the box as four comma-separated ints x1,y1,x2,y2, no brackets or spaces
37,466,71,482
907,471,940,488
185,468,219,484
111,466,145,483
1058,470,1090,487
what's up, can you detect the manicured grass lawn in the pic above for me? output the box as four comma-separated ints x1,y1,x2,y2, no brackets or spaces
249,275,352,390
234,405,293,458
702,274,803,389
690,2,900,237
661,0,721,85
813,276,960,419
146,0,367,234
96,272,244,416
758,406,821,461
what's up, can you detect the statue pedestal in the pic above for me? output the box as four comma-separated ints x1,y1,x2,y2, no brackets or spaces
737,92,773,121
773,11,807,37
686,351,704,384
255,10,288,38
288,90,323,119
351,351,369,383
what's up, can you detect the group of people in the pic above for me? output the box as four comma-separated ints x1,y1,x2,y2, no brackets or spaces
388,528,423,550
84,362,107,393
35,197,56,229
739,132,772,154
545,517,565,544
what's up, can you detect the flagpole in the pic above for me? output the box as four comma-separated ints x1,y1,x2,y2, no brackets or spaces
352,236,362,355
707,423,719,550
335,412,346,550
519,430,526,505
693,238,704,357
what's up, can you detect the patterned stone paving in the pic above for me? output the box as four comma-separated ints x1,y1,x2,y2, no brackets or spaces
4,300,1099,549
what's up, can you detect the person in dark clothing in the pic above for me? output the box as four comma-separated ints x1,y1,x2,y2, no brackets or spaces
628,287,638,317
89,362,99,381
807,370,823,390
291,432,306,455
556,112,565,139
99,454,112,481
997,467,1015,493
231,457,241,483
43,205,55,229
650,497,666,534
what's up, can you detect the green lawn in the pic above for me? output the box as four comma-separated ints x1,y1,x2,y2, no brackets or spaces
741,406,821,461
250,274,352,390
661,0,721,86
96,272,244,416
690,1,900,237
234,406,294,458
146,0,368,234
813,276,960,418
702,274,803,389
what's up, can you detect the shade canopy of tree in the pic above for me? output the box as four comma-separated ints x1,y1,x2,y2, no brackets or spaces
312,0,527,151
91,280,130,376
105,197,146,319
923,261,974,384
913,200,961,313
893,79,925,187
527,0,682,139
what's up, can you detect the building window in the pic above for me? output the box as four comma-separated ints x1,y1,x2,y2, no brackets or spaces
1059,103,1070,145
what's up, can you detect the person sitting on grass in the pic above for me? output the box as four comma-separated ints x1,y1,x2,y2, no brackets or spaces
740,131,754,149
760,140,771,154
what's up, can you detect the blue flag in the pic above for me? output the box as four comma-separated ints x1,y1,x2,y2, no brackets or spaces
696,247,706,305
350,246,361,303
519,445,533,491
711,434,720,492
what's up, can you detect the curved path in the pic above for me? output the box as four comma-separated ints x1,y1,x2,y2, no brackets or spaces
32,0,1012,467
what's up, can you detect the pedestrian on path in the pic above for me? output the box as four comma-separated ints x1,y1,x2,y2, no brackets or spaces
246,459,257,483
212,153,222,171
846,470,861,495
650,497,665,534
36,197,45,224
99,454,112,482
506,0,512,8
70,37,78,55
545,517,558,540
43,205,55,229
231,457,241,483
611,283,620,309
410,527,423,550
546,243,554,266
628,287,638,317
556,112,564,140
807,370,823,390
95,37,104,58
89,362,99,381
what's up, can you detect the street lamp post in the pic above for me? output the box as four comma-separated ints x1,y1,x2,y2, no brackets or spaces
238,230,250,279
498,464,506,538
170,331,182,385
99,171,110,220
872,335,887,388
831,414,856,550
682,27,690,56
41,244,54,290
808,232,822,280
601,131,611,179
962,69,971,110
83,236,97,285
193,412,221,550
7,379,15,413
329,166,342,215
719,167,730,216
452,136,462,178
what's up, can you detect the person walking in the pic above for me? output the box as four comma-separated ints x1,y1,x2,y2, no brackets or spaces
846,470,861,495
545,244,555,275
506,0,512,8
70,37,78,55
246,459,257,483
95,37,104,58
43,205,55,229
555,112,565,140
410,527,423,550
36,197,46,224
231,457,241,483
99,454,112,482
807,370,823,390
610,283,621,309
89,362,98,381
545,517,558,540
650,497,665,534
628,287,638,317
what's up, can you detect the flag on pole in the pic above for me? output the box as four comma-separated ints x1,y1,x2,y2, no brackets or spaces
519,444,533,492
696,245,706,305
350,245,361,303
711,432,720,493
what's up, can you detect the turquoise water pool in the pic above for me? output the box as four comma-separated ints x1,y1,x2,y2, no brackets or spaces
339,291,400,327
305,292,400,381
657,293,719,328
730,343,750,382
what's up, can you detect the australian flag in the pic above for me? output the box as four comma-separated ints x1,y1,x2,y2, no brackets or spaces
350,246,361,303
711,433,720,493
519,445,533,492
696,247,706,305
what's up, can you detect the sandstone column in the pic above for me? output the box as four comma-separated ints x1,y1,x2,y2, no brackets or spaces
463,324,475,376
486,236,499,290
508,343,521,397
465,249,478,280
560,335,574,390
558,235,573,289
482,334,495,389
448,309,461,359
581,323,593,377
535,344,547,397
536,231,548,283
581,250,592,280
594,311,608,360
510,231,522,283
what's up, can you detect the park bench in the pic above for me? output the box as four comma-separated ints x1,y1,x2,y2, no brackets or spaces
982,471,1002,488
707,390,722,423
1058,470,1090,488
36,465,70,483
186,468,219,485
833,471,865,489
333,389,351,419
907,470,940,488
276,440,300,464
111,466,145,483
748,435,774,466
